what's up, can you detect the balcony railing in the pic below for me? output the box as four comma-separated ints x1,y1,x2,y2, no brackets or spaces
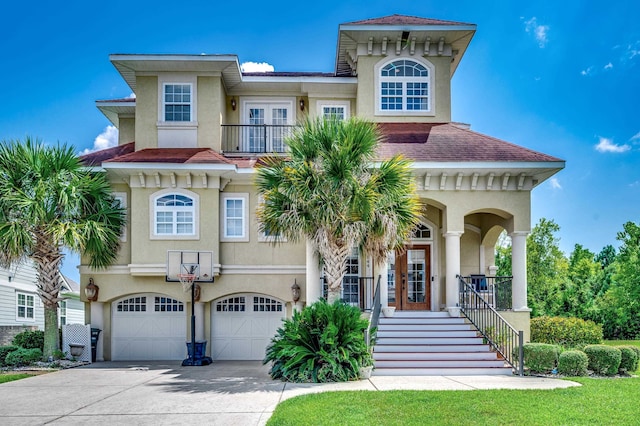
459,275,513,310
322,276,376,311
221,124,295,154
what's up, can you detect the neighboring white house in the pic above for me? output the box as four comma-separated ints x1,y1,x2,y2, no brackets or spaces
0,260,84,346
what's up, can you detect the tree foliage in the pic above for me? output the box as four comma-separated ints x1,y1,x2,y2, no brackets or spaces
256,117,421,303
0,137,126,357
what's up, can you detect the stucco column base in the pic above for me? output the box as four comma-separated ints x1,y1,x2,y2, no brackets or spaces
305,241,321,304
195,302,205,341
500,310,531,343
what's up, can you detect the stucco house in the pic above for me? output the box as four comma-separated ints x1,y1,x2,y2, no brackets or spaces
0,260,84,346
80,15,564,372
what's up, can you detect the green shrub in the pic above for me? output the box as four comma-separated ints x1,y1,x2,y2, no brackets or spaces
523,343,559,373
12,330,44,351
264,299,371,382
531,317,602,348
557,350,589,376
0,345,20,366
616,346,639,374
584,345,621,375
4,347,43,366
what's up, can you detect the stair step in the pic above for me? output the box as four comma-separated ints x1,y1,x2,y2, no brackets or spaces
374,344,491,353
374,352,499,361
375,360,507,368
372,367,513,376
388,311,451,318
377,331,478,338
376,337,484,345
379,318,467,325
377,324,473,332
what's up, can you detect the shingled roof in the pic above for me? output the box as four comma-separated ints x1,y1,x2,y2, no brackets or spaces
344,14,473,27
376,123,563,163
80,142,135,167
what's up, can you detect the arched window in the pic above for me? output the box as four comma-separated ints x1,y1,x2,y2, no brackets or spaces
154,193,195,235
379,59,431,113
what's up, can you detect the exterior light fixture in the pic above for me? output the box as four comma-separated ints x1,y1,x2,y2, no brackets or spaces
299,99,305,111
231,97,237,111
85,278,99,302
291,279,301,303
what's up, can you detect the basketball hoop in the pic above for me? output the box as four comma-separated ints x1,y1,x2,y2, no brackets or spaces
178,273,196,293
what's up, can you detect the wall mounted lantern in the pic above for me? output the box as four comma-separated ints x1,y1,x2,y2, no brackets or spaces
85,278,99,302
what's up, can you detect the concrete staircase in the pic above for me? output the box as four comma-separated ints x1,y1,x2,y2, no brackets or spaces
372,311,513,376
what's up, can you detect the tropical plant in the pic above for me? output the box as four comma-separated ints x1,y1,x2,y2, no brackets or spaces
0,137,125,358
256,117,421,302
264,299,372,382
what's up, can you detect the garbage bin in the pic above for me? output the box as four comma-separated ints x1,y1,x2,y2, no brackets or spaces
90,328,102,363
186,340,207,359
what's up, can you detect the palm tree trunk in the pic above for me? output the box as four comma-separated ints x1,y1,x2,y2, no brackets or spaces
43,307,59,359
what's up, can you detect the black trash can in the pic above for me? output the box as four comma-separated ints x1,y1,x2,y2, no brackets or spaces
90,328,102,363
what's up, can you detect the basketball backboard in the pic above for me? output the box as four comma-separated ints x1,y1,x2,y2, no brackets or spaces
166,250,214,282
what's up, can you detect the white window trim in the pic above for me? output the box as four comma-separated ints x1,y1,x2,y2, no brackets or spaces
240,98,296,125
316,100,351,120
221,193,249,242
149,188,200,240
374,57,435,116
157,75,198,126
16,291,36,322
59,300,67,326
113,192,127,242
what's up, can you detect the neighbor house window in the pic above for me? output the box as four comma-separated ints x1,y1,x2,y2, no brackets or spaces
153,193,196,236
221,193,249,241
16,292,35,321
59,300,67,326
164,84,192,121
378,59,432,113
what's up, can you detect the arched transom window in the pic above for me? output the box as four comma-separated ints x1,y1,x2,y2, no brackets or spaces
380,59,431,112
154,194,195,235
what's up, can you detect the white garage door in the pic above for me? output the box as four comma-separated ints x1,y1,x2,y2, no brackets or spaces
211,294,285,360
112,294,187,361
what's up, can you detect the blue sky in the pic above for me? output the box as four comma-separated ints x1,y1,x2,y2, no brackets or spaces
2,0,639,280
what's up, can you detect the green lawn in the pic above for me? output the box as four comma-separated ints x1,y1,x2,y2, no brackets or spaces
0,373,33,384
604,340,640,350
267,378,640,425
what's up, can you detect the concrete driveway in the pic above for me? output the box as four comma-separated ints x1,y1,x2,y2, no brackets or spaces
0,361,579,425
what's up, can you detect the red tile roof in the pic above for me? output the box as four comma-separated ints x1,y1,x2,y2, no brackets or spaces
80,142,135,167
344,14,473,27
376,123,563,163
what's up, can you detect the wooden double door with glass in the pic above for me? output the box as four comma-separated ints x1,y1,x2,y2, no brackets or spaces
388,245,431,310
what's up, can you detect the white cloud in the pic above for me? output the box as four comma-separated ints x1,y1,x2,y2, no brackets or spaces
580,66,593,76
524,17,550,48
81,125,119,155
604,62,613,70
127,92,136,99
595,137,631,153
550,177,562,190
631,131,640,142
241,62,275,73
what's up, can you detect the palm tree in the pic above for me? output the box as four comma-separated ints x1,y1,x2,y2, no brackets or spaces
0,137,125,358
256,117,421,303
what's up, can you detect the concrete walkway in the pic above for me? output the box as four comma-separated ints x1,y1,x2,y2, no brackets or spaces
0,361,580,425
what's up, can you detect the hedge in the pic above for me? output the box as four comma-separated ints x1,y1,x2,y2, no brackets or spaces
531,317,602,348
557,350,589,376
4,347,43,366
616,346,639,374
523,343,558,373
0,345,20,367
584,345,621,376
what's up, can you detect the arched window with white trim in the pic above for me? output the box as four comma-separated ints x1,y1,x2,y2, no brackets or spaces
151,190,198,238
377,59,433,114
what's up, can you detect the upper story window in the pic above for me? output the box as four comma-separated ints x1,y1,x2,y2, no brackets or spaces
151,189,199,239
16,292,35,321
377,59,433,115
221,193,249,242
163,83,192,122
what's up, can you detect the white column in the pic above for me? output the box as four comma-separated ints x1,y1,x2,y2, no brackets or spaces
90,302,104,362
378,259,389,308
305,240,321,304
510,231,530,311
444,232,463,312
195,302,205,341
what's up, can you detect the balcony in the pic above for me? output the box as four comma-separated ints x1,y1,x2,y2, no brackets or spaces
221,125,295,155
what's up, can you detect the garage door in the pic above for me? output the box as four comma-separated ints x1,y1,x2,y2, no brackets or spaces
112,294,187,361
211,294,285,360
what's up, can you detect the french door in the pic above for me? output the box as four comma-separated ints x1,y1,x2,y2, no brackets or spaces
389,245,431,310
243,102,292,153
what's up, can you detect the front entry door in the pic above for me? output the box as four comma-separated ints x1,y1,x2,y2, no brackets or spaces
394,246,430,310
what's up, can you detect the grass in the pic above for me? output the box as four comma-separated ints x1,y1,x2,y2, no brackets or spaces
0,373,33,384
604,340,640,350
267,377,640,425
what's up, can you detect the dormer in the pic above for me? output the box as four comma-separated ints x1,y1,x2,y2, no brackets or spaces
335,15,476,123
